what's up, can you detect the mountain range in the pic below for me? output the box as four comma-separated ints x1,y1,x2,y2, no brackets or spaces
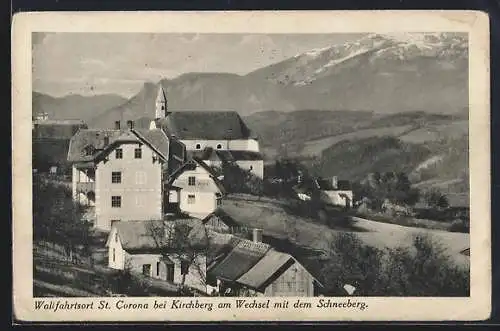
32,32,469,194
33,32,468,125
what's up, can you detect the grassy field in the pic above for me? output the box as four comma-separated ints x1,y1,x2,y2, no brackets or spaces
299,125,415,157
219,194,469,268
33,240,183,297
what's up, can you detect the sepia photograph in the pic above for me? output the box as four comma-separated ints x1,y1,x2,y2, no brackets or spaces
13,11,491,321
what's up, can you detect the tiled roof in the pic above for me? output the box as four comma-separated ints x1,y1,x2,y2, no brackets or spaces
33,120,88,139
208,238,271,282
67,129,123,162
235,249,294,290
67,128,174,163
133,129,170,160
153,111,256,140
187,148,263,162
166,158,226,194
206,232,324,290
112,218,207,254
224,151,263,161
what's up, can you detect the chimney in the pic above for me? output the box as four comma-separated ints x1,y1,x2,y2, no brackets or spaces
127,120,134,129
331,176,338,190
252,228,263,243
114,120,121,130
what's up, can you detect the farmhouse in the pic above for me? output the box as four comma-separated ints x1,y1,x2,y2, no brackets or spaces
106,218,208,292
165,157,226,219
67,127,186,230
315,177,353,208
206,231,323,297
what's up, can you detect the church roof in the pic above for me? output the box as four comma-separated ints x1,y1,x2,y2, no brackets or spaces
154,111,257,140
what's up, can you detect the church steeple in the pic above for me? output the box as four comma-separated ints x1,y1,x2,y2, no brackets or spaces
155,85,168,119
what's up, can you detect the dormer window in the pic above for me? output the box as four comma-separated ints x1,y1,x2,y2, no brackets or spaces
216,144,222,149
195,144,201,150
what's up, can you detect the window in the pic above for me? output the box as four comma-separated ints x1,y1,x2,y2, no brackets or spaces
111,171,121,183
181,260,190,275
114,232,118,242
188,176,196,186
216,144,222,149
135,171,147,185
134,148,142,159
187,194,196,204
195,143,201,150
111,219,120,227
156,261,160,276
142,264,151,276
111,196,121,208
115,148,123,159
112,248,116,262
135,195,144,207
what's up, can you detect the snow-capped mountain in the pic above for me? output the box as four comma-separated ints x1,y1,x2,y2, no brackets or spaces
250,32,468,87
87,32,468,127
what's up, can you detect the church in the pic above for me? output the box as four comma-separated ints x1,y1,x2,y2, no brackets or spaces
136,85,264,179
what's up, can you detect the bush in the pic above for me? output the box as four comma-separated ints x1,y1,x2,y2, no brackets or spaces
319,232,469,296
449,218,470,233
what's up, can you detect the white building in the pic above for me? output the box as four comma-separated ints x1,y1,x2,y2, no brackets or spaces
165,158,226,219
67,128,186,231
106,218,208,293
144,85,264,178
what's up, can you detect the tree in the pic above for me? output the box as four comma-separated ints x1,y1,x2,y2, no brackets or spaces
213,161,264,196
147,220,209,290
319,232,469,296
352,171,420,211
424,189,449,209
33,175,92,260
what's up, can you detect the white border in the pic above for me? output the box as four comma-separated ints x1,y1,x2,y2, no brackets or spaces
12,10,491,322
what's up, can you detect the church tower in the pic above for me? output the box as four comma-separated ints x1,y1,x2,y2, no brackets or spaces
155,85,168,119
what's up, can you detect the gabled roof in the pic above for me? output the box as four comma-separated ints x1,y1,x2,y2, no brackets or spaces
153,111,257,140
206,232,324,291
67,128,172,163
235,250,295,290
208,238,271,282
109,218,207,254
67,129,123,162
166,157,226,194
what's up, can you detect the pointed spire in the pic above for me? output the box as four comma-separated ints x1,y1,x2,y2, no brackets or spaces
155,84,168,119
156,84,167,104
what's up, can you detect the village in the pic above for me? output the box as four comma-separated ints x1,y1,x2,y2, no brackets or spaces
32,85,470,298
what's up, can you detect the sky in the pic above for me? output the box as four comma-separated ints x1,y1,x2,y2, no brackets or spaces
32,33,364,98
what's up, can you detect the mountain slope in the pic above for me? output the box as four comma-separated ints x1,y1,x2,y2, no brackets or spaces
33,92,127,122
87,32,468,127
89,74,295,128
248,32,468,114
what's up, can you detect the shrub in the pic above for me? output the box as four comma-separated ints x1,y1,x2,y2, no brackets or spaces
319,232,469,296
449,218,470,233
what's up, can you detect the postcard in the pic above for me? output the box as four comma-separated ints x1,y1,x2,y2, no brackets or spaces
12,10,491,322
